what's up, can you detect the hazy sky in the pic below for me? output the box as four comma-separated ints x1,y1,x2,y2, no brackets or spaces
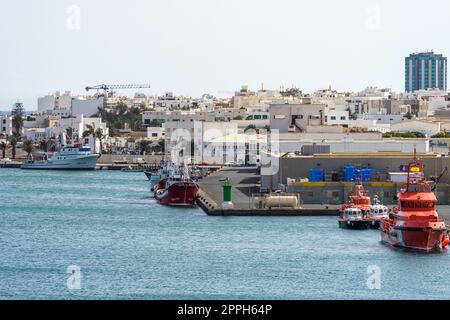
1,0,450,110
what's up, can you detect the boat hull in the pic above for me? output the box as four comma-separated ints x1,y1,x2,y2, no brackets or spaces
144,172,163,193
21,154,99,170
155,182,199,207
339,219,370,230
380,221,448,251
368,219,382,230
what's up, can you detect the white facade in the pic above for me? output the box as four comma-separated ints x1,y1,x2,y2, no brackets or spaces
38,91,73,113
324,105,350,126
147,126,165,141
37,91,103,117
71,97,104,117
164,120,238,163
154,92,192,110
203,132,266,165
25,128,47,142
390,120,441,137
0,116,12,136
357,114,408,124
277,135,429,154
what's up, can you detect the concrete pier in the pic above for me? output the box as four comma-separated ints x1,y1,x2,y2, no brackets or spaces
197,167,339,216
197,167,450,223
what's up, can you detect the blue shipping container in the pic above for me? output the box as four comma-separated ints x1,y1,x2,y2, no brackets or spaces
310,169,324,182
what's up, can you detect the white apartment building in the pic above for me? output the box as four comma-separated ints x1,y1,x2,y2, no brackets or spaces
154,92,192,110
142,111,215,126
202,132,266,165
147,126,165,141
71,97,104,117
324,105,350,127
0,115,13,136
165,120,238,164
269,103,325,133
25,128,47,142
390,119,441,137
38,91,73,113
276,132,429,154
37,91,103,117
142,108,246,127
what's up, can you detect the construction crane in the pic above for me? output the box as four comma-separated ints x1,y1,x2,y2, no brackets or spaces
85,84,151,97
431,166,448,192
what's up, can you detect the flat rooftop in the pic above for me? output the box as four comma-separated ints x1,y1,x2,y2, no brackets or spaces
282,152,443,159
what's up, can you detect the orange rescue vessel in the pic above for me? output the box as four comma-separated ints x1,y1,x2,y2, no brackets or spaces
380,155,449,251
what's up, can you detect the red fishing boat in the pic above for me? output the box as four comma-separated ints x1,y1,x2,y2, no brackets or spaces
380,154,450,251
154,166,199,206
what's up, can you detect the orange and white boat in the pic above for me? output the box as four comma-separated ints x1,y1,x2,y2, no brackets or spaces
339,179,371,227
380,154,450,251
367,195,389,229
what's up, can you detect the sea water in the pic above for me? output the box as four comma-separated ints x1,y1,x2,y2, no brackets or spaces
0,169,449,300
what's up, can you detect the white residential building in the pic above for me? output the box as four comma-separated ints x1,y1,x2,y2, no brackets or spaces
71,97,104,117
324,105,350,127
390,120,441,137
0,115,13,136
38,91,73,113
276,132,429,154
202,132,266,165
25,128,47,142
147,126,165,141
37,91,103,117
269,103,325,133
164,120,238,163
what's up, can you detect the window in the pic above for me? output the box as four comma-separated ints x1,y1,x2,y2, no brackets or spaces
340,116,346,120
330,116,336,120
152,133,158,137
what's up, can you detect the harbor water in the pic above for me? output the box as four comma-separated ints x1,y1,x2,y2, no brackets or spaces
1,169,450,300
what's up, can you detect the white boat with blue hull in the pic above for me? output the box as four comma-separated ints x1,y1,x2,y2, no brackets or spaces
21,145,100,170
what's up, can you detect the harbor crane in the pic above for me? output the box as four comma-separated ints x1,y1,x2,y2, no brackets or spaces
85,84,151,97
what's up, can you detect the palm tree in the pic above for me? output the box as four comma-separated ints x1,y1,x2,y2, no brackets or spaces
9,136,17,159
158,139,165,154
66,127,73,138
11,102,24,138
39,139,49,152
244,124,258,133
0,141,7,158
139,140,151,155
95,128,104,154
12,114,24,137
82,124,96,153
23,139,33,158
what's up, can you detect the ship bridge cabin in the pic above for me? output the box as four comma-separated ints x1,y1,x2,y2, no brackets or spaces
60,146,92,155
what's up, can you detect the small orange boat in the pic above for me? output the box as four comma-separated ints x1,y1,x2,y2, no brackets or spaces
339,179,371,229
380,154,450,251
